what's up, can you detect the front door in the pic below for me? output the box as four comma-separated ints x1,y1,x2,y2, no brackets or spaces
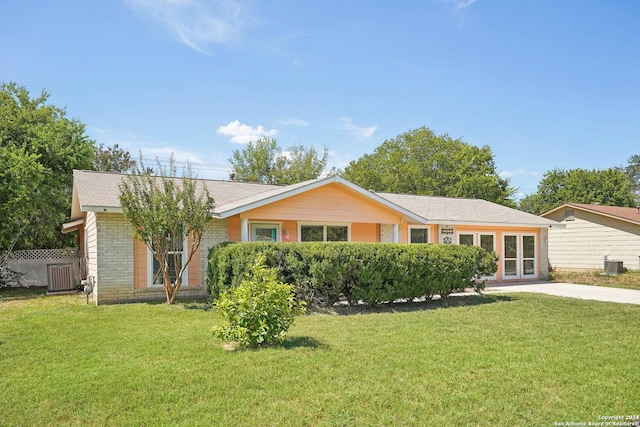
503,234,537,280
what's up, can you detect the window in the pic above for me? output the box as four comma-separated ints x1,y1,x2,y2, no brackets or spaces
458,233,474,246
299,223,349,242
459,232,496,280
149,235,187,286
409,227,429,244
250,223,280,242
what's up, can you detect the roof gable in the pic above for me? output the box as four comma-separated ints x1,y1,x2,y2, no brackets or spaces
542,203,640,226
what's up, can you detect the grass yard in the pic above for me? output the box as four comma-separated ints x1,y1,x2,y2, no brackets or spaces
550,269,640,290
1,290,639,426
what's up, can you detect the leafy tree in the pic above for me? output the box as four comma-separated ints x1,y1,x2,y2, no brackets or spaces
519,168,637,215
625,154,640,200
118,157,215,304
229,137,329,184
341,127,515,206
0,82,95,250
94,143,136,173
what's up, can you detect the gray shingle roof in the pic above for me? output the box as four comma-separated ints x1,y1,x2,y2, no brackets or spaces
71,170,557,228
378,192,557,227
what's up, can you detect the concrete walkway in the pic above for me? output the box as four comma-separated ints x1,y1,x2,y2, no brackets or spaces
484,282,640,305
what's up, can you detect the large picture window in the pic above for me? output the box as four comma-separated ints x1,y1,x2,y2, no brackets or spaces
299,223,349,242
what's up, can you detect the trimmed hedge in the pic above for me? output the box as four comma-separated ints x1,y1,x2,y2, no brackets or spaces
207,242,497,307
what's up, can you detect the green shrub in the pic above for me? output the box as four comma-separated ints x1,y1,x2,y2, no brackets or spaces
212,254,306,347
207,242,497,308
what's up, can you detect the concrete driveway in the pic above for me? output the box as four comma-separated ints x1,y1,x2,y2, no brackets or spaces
485,282,640,305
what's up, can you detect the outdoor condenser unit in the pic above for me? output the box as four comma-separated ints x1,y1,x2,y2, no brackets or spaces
604,260,623,275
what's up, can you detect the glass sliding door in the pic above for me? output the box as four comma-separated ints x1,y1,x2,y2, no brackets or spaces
522,235,536,278
503,235,518,278
503,234,537,280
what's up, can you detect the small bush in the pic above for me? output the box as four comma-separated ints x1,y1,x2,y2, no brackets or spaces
212,254,306,347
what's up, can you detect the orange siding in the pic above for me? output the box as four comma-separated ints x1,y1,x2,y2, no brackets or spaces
281,219,297,242
228,216,241,241
351,223,379,242
133,238,147,289
242,183,402,224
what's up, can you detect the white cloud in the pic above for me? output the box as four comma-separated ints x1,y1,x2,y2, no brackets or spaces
123,0,250,53
499,169,540,179
217,120,278,144
278,117,310,127
340,117,378,140
451,0,477,13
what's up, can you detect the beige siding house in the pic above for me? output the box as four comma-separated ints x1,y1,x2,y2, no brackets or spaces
541,203,640,271
64,170,558,305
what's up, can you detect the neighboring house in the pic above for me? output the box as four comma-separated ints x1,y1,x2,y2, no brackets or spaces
63,170,559,304
541,203,640,272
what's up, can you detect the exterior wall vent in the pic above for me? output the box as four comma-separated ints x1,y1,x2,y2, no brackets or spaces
564,209,575,221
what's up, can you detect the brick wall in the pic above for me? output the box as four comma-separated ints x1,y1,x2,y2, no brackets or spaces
93,213,227,304
379,224,402,243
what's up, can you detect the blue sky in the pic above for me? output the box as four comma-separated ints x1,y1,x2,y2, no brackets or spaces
3,1,640,199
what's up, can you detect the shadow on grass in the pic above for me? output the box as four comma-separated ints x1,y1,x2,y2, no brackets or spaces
319,293,516,316
0,286,47,301
280,335,328,350
221,335,328,352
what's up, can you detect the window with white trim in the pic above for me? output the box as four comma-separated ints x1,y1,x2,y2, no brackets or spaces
299,223,349,242
250,222,281,242
148,236,187,286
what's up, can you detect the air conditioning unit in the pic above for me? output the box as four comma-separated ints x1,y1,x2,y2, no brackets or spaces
604,260,623,275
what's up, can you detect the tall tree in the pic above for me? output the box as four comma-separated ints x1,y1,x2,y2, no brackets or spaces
229,137,329,184
94,143,137,173
119,157,215,304
0,82,95,250
341,126,515,206
625,154,640,200
519,168,637,215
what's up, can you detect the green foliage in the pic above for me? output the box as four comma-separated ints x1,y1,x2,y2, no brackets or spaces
119,156,215,304
519,167,637,214
229,137,329,184
0,82,95,250
94,143,136,173
625,154,640,200
213,254,306,347
207,242,497,308
341,126,515,206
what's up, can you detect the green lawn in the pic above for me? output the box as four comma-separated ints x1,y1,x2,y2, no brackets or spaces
1,290,639,426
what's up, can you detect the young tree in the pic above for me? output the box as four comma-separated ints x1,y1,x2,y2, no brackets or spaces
0,82,95,250
519,168,637,215
119,157,215,304
229,137,329,184
341,126,515,206
94,143,137,173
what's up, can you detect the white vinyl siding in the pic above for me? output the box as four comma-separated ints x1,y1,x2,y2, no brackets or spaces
547,209,640,271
